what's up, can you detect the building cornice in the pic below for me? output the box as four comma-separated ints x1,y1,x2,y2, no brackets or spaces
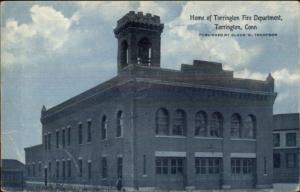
135,78,276,96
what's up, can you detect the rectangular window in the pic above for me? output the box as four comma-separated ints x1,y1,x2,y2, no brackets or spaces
56,131,59,148
39,163,41,176
273,153,281,168
67,127,71,146
242,159,248,173
200,158,206,174
156,158,162,174
171,158,177,174
79,159,83,177
214,158,221,174
162,158,168,174
264,157,267,174
56,161,59,179
231,158,254,174
27,165,30,176
88,161,92,180
48,134,51,150
143,155,146,175
102,157,107,178
62,161,66,179
116,112,123,137
33,164,35,177
117,157,123,178
156,157,184,175
87,121,92,142
177,158,183,174
286,133,296,146
67,160,71,177
236,159,241,174
208,158,214,173
196,158,221,174
78,123,83,144
195,158,200,174
156,158,168,174
286,153,297,168
242,159,254,174
62,129,66,148
44,134,47,151
273,133,280,147
102,118,107,140
48,162,52,176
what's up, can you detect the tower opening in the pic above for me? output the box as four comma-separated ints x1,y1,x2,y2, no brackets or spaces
138,37,152,66
120,40,129,68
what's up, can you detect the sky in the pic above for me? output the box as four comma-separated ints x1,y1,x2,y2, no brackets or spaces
1,1,299,163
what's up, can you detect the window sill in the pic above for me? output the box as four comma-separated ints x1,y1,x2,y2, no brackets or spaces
230,138,256,141
155,135,186,138
194,136,223,140
274,146,299,149
116,136,123,139
231,173,255,176
87,142,92,144
142,174,148,177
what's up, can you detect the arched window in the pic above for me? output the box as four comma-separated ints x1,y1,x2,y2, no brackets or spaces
210,112,223,137
116,111,123,137
172,109,186,136
120,41,128,68
195,111,207,136
156,108,169,135
231,113,242,138
101,116,107,140
138,37,151,66
244,115,256,139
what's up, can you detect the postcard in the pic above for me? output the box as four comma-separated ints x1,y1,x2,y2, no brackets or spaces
1,1,299,192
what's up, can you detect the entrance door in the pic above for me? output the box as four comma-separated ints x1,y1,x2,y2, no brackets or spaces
44,168,48,186
231,158,256,188
195,157,222,189
155,157,186,190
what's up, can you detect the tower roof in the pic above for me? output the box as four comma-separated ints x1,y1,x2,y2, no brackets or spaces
114,11,164,35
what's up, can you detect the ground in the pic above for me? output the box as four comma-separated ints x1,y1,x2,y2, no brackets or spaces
2,183,300,192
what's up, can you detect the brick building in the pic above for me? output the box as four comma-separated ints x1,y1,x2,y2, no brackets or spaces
25,11,277,190
1,159,25,189
273,113,300,183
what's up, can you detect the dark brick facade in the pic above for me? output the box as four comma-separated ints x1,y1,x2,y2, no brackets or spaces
24,11,277,190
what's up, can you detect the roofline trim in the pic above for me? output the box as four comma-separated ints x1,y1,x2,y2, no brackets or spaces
135,78,276,96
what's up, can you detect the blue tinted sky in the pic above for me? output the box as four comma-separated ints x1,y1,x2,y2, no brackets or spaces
1,1,299,162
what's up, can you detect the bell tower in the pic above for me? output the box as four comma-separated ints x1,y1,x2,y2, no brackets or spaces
114,11,164,72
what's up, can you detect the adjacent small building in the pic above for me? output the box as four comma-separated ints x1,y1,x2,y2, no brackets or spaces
273,113,300,183
24,144,44,184
1,159,25,189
